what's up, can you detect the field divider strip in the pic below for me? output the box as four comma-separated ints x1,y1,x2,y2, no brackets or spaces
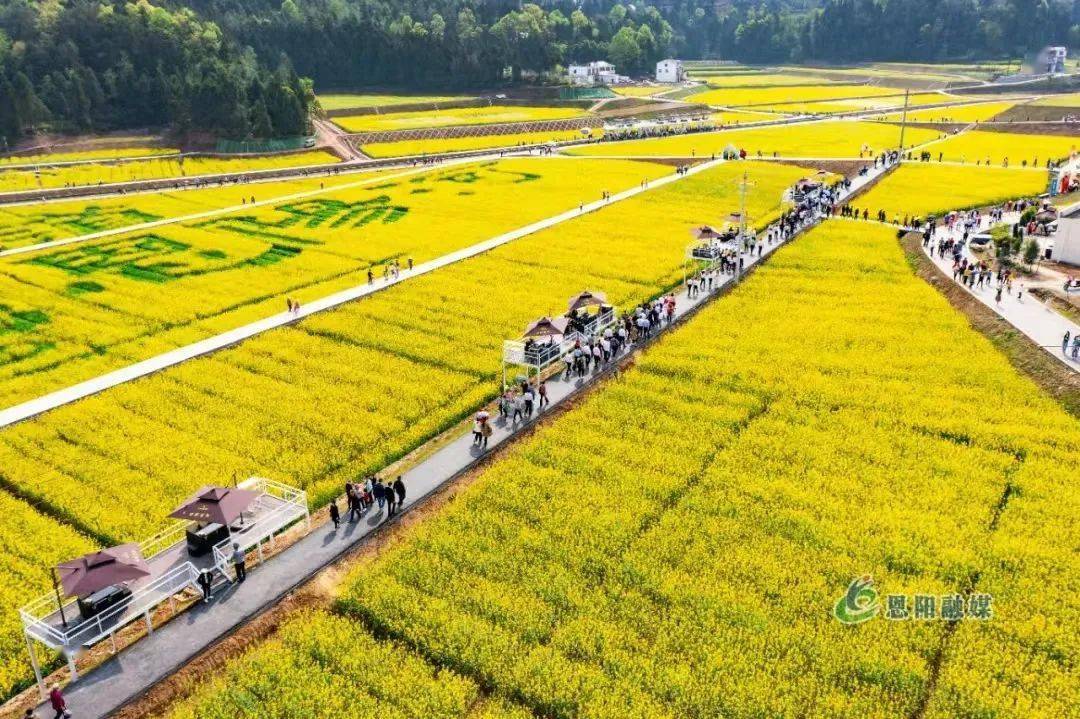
0,157,723,428
0,157,481,259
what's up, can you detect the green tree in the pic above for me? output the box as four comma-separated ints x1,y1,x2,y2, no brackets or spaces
607,26,641,72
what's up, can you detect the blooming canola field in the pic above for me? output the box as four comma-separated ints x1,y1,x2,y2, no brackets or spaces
167,221,1080,718
0,150,340,193
0,160,807,540
567,121,941,158
0,158,665,407
854,163,1047,220
333,105,588,133
0,160,813,699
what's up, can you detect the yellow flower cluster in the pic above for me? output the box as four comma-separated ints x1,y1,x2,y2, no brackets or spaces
333,105,588,133
0,492,94,698
162,220,1079,718
0,158,665,407
853,163,1047,219
567,121,941,159
0,150,340,193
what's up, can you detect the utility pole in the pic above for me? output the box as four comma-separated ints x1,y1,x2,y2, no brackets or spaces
736,170,749,280
898,88,911,155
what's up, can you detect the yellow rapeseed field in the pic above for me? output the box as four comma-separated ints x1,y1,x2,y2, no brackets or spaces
0,150,341,193
318,93,471,110
700,73,841,86
854,163,1047,219
0,146,178,165
566,121,941,158
0,158,664,407
0,161,814,698
0,160,806,539
0,494,95,698
870,101,1015,123
922,129,1079,165
754,92,952,114
362,130,594,157
0,169,399,252
333,105,588,133
689,84,899,107
165,220,1080,718
1031,92,1080,107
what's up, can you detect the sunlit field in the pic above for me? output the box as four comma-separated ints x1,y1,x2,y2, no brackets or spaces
566,121,941,158
923,130,1079,164
334,105,589,133
853,163,1048,219
362,130,596,157
318,93,472,110
870,101,1017,123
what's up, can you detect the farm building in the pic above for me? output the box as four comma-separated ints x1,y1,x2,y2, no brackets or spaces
656,59,686,83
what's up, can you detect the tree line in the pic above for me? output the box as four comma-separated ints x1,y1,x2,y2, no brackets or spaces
1,0,1076,144
0,0,314,146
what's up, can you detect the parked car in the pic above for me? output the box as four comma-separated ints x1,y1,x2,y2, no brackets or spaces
303,137,316,148
969,233,994,251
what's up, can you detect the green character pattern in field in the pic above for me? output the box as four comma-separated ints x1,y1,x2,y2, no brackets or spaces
0,304,53,367
0,206,162,251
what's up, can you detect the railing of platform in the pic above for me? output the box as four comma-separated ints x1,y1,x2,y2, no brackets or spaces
21,562,199,651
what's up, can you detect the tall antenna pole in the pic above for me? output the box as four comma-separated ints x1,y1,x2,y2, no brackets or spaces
737,170,748,280
898,88,911,154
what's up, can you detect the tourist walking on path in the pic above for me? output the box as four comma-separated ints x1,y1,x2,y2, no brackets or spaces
373,479,385,511
49,684,69,719
393,476,406,508
480,414,492,448
232,543,246,583
538,380,549,410
385,481,397,517
329,499,340,529
197,568,214,603
1064,331,1071,355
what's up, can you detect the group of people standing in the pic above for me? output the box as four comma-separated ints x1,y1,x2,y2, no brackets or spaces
330,476,408,527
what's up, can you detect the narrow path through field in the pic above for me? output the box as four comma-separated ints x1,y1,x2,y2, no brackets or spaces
914,200,1080,371
0,156,718,427
35,166,889,719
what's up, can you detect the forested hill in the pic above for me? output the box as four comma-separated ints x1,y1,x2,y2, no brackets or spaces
0,0,1077,144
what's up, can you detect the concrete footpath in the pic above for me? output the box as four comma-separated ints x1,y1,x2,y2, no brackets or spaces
36,166,887,719
919,203,1080,372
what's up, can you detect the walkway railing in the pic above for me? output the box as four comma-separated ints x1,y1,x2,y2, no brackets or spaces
18,476,309,695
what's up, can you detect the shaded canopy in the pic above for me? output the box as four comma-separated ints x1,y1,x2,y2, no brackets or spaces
567,290,608,313
522,316,569,339
58,544,150,597
170,486,259,526
691,225,721,240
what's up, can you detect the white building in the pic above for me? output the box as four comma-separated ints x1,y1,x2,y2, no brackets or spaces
567,61,628,86
655,59,685,83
